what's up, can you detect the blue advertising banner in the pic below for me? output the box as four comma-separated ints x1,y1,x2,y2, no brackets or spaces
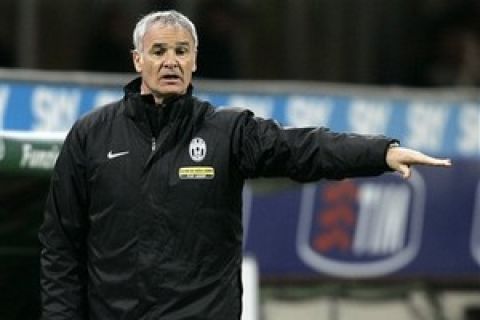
243,160,480,280
0,80,479,157
0,73,478,281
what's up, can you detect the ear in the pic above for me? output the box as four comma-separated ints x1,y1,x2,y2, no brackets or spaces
192,50,197,72
132,50,143,73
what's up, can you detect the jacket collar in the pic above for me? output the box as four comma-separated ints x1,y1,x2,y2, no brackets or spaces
123,77,194,120
122,77,210,153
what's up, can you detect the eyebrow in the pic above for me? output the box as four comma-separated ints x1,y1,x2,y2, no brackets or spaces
151,41,191,48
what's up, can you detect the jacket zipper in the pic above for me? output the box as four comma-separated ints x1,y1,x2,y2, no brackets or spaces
151,137,156,151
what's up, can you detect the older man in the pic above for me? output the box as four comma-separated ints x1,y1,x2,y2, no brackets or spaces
39,10,450,320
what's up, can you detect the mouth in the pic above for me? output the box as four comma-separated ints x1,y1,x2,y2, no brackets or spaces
160,74,182,82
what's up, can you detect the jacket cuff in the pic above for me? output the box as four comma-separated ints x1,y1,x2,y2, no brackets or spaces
383,139,400,171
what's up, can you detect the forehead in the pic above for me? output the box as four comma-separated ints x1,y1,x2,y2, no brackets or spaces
143,23,194,47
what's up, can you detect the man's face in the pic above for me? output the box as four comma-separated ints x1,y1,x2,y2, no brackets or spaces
133,23,197,103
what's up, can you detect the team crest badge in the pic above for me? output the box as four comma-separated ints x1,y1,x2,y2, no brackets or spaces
189,137,207,162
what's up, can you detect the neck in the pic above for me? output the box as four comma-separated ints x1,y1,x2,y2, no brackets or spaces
140,83,164,104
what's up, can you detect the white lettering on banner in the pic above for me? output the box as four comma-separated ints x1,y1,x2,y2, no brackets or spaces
457,104,480,155
19,143,60,169
93,90,123,109
353,184,411,255
32,87,81,131
0,86,10,160
0,86,9,127
348,100,392,134
405,102,450,152
228,95,274,119
286,96,332,127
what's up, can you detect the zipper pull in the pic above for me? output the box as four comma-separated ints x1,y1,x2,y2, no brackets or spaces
151,137,156,151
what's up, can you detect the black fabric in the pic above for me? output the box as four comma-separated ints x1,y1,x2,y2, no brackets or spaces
39,77,396,320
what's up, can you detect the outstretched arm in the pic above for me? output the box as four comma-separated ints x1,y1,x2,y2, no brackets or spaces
232,110,399,181
386,146,452,178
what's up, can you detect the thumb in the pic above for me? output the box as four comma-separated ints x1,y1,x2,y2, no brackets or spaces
397,164,411,179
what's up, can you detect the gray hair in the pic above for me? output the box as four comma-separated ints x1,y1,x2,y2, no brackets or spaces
132,10,198,52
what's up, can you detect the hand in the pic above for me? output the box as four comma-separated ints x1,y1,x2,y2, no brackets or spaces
386,146,452,179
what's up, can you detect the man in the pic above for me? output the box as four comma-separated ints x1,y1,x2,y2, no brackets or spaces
39,10,451,320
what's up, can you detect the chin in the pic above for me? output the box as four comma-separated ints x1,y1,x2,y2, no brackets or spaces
159,87,186,96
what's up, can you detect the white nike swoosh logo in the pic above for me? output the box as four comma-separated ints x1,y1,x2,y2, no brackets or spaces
107,150,129,159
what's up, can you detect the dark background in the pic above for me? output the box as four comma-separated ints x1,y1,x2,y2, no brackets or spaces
2,0,480,86
1,0,479,318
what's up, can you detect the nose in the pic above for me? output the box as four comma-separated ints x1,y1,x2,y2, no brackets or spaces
163,50,178,69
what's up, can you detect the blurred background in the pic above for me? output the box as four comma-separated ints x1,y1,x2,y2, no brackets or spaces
1,0,480,85
0,0,479,319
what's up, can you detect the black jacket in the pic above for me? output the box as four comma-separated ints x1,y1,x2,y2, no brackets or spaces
39,78,396,320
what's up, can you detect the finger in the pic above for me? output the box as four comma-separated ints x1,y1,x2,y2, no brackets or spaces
409,152,452,167
422,157,452,167
398,164,411,179
437,158,452,166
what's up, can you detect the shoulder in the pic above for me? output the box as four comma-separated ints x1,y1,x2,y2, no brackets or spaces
65,99,123,148
201,102,256,134
73,99,123,135
214,106,253,117
201,100,253,123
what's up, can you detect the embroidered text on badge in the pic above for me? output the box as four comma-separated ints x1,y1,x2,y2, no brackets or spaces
179,166,215,180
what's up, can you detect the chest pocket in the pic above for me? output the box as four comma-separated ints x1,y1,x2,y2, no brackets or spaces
164,136,241,243
88,148,144,212
167,142,218,205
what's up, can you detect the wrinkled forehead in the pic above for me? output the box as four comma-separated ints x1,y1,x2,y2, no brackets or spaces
143,22,195,46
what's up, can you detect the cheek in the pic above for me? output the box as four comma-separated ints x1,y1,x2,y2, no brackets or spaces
142,61,159,75
184,60,196,74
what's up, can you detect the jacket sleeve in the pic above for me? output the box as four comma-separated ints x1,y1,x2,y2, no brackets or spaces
232,111,398,182
38,122,89,320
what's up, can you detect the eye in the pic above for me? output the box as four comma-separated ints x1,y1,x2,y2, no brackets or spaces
176,46,189,56
152,48,166,56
